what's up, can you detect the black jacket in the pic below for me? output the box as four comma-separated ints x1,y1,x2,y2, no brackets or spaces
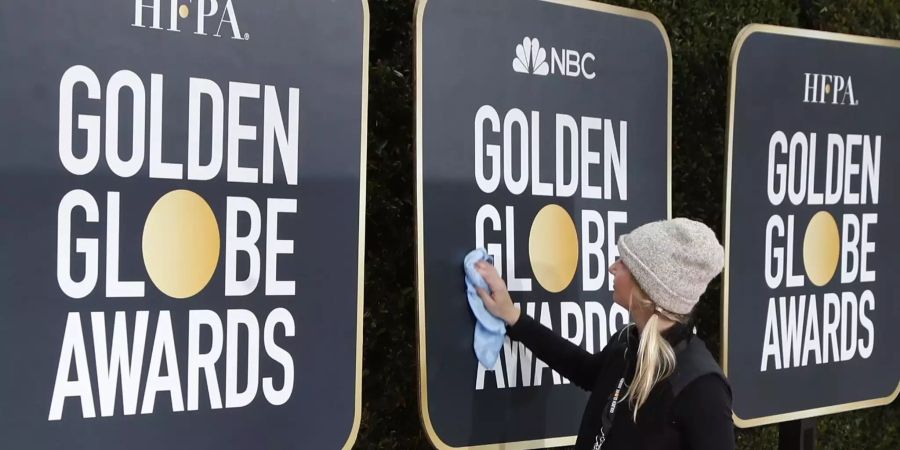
507,314,735,450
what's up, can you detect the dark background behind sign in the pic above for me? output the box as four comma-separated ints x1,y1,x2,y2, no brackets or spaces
0,1,364,448
727,30,900,422
419,0,668,446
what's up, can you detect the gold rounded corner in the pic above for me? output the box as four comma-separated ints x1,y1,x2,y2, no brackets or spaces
414,0,429,28
418,396,459,450
730,24,766,65
732,411,755,429
636,10,673,72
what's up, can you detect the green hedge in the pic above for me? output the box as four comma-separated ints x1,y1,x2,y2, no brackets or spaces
357,1,899,448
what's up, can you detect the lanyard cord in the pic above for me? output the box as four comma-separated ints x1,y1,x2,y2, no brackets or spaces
593,338,633,450
593,376,627,449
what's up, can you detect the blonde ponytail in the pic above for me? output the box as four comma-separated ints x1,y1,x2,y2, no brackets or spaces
626,286,688,421
628,313,676,421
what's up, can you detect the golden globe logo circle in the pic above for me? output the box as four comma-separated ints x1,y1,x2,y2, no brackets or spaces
528,204,579,293
142,189,221,299
802,211,840,287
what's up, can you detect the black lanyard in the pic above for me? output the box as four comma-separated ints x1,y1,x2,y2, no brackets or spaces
593,375,627,449
593,333,637,450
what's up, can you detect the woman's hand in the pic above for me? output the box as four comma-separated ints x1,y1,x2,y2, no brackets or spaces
474,261,521,326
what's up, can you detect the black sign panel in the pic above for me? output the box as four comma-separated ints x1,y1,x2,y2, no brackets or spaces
416,0,670,447
723,25,900,427
0,1,367,448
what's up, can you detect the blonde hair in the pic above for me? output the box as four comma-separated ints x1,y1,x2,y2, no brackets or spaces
626,283,690,421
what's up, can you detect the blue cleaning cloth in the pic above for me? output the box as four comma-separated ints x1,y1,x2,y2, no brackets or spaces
463,248,507,368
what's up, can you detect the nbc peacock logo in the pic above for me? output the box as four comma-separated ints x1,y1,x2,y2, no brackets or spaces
511,36,597,79
512,37,550,76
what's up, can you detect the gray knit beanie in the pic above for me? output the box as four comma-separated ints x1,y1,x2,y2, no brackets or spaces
616,218,724,315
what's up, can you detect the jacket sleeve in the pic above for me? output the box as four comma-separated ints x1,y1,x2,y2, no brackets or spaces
673,374,735,450
506,313,614,391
